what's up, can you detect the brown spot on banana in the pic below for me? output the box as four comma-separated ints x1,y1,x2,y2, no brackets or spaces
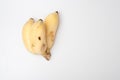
41,43,46,52
49,31,54,41
32,44,35,47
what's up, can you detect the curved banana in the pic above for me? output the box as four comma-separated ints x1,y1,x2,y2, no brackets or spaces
22,19,50,60
44,11,59,55
30,19,50,60
22,11,59,61
22,18,34,53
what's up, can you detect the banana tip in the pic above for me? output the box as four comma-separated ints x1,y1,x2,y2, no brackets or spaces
30,18,34,20
38,19,43,22
44,55,51,61
56,11,58,14
43,53,51,61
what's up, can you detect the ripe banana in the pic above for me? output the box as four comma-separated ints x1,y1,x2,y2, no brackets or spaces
22,19,50,60
30,19,50,60
22,11,59,61
22,18,34,53
44,11,59,55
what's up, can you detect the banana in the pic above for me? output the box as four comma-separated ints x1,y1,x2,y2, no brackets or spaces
22,11,59,61
22,19,50,60
30,19,50,60
22,18,34,53
44,11,59,55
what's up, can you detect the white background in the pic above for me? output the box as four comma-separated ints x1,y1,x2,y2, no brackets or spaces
0,0,120,80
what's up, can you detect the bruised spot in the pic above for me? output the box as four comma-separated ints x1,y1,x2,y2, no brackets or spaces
32,44,35,47
42,44,45,48
49,31,54,41
41,44,46,52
